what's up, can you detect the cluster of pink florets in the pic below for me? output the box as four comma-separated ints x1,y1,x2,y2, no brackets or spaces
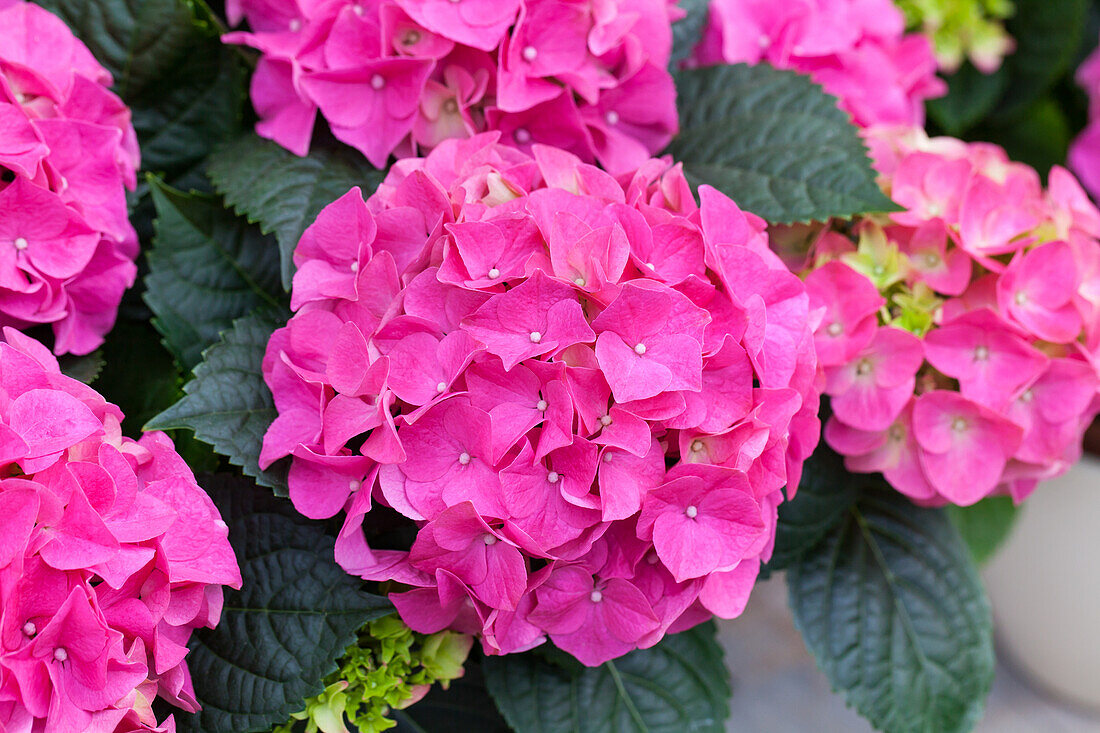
802,127,1100,507
691,0,945,129
259,133,820,666
0,1,140,355
1070,36,1100,200
0,329,241,732
223,0,679,174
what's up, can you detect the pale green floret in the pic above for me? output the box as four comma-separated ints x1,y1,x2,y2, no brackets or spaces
896,0,1015,73
274,615,473,733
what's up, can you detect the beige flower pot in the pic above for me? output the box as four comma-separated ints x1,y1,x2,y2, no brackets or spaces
983,455,1100,712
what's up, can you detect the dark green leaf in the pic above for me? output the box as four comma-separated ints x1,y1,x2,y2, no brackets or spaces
145,313,289,494
392,658,511,733
764,441,862,574
178,474,392,733
947,496,1019,566
997,0,1089,118
146,178,284,371
483,623,730,733
927,63,1009,136
669,0,709,67
130,44,245,181
33,0,197,99
208,135,384,289
788,487,995,733
668,63,897,224
58,350,105,385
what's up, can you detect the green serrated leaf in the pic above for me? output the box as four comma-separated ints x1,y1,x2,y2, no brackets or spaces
764,440,862,574
483,623,730,733
178,474,392,733
146,178,285,370
392,659,511,733
207,135,385,289
58,350,105,385
997,0,1089,119
668,63,898,224
788,487,995,733
130,44,245,181
927,62,1009,136
669,0,709,67
32,0,197,99
145,313,289,494
947,496,1019,566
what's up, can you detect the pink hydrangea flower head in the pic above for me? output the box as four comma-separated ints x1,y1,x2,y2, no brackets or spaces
262,139,821,666
691,0,945,129
0,328,240,730
224,0,679,174
804,127,1100,506
0,2,140,354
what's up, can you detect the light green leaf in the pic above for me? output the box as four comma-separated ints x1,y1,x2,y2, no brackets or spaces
145,313,288,494
207,135,384,289
788,487,995,733
146,178,284,371
177,474,392,733
483,623,730,733
947,496,1019,566
668,63,898,224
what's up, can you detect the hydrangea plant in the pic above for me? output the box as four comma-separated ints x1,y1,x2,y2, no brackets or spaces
5,0,1098,732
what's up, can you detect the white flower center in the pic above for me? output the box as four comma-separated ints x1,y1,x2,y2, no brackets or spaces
645,262,656,270
547,471,560,483
605,110,620,125
634,343,646,355
483,534,497,545
289,18,302,31
443,98,459,114
536,399,548,411
22,622,35,637
826,322,843,336
352,3,365,15
951,417,968,433
888,424,905,441
404,30,421,45
370,74,386,90
757,33,769,47
685,505,698,518
923,253,940,267
436,381,447,393
514,128,532,144
349,479,361,491
13,238,27,251
1014,291,1027,305
872,264,885,276
488,267,500,279
1020,389,1034,403
855,359,872,376
529,331,542,343
350,261,359,272
522,46,538,61
53,648,68,662
602,452,613,462
574,277,586,286
590,590,603,603
599,414,613,426
690,440,704,452
974,345,989,361
458,452,472,465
